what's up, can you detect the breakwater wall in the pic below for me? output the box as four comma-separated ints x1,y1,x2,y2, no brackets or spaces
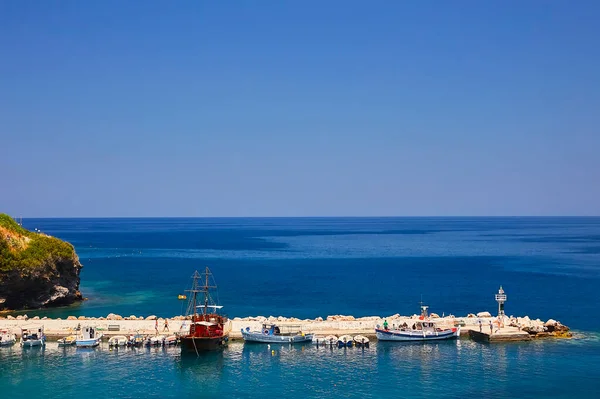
0,312,571,341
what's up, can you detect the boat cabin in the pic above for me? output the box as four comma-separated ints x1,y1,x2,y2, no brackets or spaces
21,325,44,341
255,324,303,336
79,326,98,340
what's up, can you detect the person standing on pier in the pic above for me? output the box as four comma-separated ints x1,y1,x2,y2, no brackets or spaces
164,319,169,332
479,319,482,332
489,320,493,335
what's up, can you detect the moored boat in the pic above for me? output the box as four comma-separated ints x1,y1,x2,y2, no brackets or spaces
180,268,231,354
337,335,354,348
76,326,103,347
241,324,313,344
353,335,370,347
376,304,460,342
164,335,179,346
57,335,77,346
108,335,128,347
313,335,337,346
20,325,46,347
0,329,17,347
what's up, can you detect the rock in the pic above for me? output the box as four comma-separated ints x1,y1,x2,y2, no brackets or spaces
146,315,157,320
315,317,323,322
467,313,476,318
78,316,86,320
67,316,77,320
42,316,48,320
129,315,137,320
544,319,557,327
7,315,15,320
32,316,40,320
477,311,492,318
0,214,84,310
16,315,24,320
430,313,440,318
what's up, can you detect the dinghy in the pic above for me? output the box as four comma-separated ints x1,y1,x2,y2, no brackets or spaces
337,335,354,348
57,335,77,346
108,335,128,347
353,335,370,347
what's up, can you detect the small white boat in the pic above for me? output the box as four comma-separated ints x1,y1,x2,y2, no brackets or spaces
148,335,165,346
337,335,354,348
108,335,128,347
57,335,77,346
353,335,370,347
0,329,17,347
163,335,179,346
76,326,103,347
20,325,46,347
241,324,313,344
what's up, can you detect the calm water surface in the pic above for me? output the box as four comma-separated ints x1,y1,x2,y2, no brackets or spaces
3,217,600,397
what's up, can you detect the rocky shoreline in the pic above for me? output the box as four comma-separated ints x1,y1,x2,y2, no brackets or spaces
0,312,572,341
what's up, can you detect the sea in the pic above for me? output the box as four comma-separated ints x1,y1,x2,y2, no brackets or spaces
1,217,600,398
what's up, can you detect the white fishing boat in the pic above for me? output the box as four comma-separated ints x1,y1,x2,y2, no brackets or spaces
76,326,103,347
353,335,370,347
20,325,46,347
337,335,354,348
241,324,313,344
0,329,17,347
376,304,460,342
57,335,77,346
108,335,128,347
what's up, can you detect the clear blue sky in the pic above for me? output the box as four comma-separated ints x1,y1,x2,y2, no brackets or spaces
1,1,599,217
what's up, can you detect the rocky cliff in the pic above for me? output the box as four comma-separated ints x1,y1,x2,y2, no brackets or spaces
0,214,83,310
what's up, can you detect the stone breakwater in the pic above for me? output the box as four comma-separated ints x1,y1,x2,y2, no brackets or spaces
0,312,571,341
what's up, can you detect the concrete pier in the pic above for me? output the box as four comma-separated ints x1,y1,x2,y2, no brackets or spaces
468,328,532,343
0,313,571,342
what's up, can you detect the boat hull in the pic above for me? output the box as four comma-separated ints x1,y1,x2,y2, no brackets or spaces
76,337,102,347
0,340,16,347
375,327,460,341
21,339,45,347
241,330,313,344
180,335,228,352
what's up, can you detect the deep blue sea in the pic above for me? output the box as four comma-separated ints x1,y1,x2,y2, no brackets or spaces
2,217,600,398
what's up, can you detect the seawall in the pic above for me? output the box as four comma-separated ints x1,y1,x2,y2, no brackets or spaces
0,313,571,341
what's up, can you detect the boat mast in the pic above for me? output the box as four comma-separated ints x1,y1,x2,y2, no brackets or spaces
204,267,209,317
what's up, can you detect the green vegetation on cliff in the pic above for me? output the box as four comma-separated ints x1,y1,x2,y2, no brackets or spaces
0,214,76,272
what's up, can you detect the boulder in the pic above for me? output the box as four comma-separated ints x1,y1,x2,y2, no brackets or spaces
129,315,137,320
7,315,15,320
430,313,440,319
16,315,24,320
78,316,86,320
467,313,476,318
544,319,557,327
42,316,48,320
477,311,492,318
67,316,77,320
146,315,157,320
32,316,40,320
315,317,323,322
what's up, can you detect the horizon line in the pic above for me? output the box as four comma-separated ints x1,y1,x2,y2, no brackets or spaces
10,215,600,219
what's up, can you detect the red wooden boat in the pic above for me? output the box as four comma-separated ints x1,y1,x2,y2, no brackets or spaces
180,268,230,354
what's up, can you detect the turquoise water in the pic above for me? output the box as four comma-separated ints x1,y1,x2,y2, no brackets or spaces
3,217,600,397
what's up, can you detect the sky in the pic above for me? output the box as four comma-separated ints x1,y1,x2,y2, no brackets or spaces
1,1,599,217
